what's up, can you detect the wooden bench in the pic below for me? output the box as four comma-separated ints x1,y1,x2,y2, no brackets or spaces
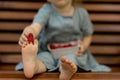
0,0,120,79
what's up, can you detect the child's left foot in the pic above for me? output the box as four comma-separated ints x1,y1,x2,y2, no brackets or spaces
59,56,77,80
22,39,38,78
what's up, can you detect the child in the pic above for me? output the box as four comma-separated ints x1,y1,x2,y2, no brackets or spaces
16,0,111,79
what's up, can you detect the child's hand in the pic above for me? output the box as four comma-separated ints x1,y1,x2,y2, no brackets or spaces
18,27,33,47
76,40,85,56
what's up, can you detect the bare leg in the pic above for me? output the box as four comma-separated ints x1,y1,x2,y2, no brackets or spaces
22,39,46,78
59,56,77,80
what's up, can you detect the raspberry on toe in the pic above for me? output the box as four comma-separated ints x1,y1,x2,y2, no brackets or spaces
27,33,34,44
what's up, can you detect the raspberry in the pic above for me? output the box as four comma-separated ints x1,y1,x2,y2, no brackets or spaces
56,45,63,48
63,44,72,48
49,44,56,49
27,33,34,44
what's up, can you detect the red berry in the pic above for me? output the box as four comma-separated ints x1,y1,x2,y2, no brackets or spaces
57,45,63,48
63,44,69,48
49,44,56,49
27,33,34,44
67,44,73,47
63,44,72,48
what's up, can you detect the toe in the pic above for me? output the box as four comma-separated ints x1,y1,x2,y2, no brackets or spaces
61,56,66,62
34,39,38,44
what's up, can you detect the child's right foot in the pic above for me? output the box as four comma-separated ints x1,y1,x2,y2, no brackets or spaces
22,40,38,78
59,56,77,80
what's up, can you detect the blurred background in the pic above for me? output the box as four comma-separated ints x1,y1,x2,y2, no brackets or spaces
0,0,120,72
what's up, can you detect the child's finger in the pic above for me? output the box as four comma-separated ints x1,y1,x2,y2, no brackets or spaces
24,32,28,37
19,34,27,42
76,45,85,56
76,48,83,56
22,33,28,41
19,35,28,46
19,39,27,47
18,40,23,46
18,37,24,46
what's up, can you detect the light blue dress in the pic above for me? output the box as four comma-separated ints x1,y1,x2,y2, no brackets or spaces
16,3,111,72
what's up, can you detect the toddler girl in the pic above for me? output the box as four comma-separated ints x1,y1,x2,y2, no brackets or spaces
16,0,111,79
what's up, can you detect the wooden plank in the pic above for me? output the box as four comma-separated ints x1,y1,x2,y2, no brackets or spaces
1,54,120,65
0,44,21,53
0,1,43,10
94,24,120,32
0,22,29,31
92,35,120,44
81,4,120,12
95,56,120,65
0,11,35,20
90,46,120,55
0,33,20,42
0,71,25,79
0,55,21,63
0,71,120,79
0,64,16,71
111,66,120,72
90,14,120,22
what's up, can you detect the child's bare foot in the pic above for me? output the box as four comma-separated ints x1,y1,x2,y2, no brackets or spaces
59,56,77,80
22,39,46,78
22,39,39,78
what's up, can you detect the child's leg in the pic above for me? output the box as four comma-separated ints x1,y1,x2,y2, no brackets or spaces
59,56,77,80
22,39,46,78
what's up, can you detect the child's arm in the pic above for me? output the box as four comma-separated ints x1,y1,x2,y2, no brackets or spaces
19,23,42,46
77,35,92,56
